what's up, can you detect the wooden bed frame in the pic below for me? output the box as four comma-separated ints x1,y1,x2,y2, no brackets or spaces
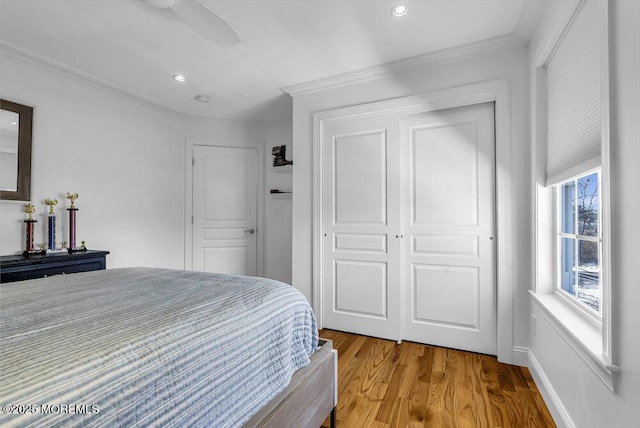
246,339,337,428
0,269,334,427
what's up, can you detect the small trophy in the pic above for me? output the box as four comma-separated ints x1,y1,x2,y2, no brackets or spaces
66,192,78,209
65,192,86,253
23,203,45,257
44,198,58,251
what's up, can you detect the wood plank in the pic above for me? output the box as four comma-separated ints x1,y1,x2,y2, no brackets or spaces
246,339,335,428
321,330,556,428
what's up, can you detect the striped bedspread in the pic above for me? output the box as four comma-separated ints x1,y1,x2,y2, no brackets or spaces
0,267,318,427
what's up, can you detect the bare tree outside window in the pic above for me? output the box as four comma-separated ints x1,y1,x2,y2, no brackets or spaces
577,175,599,237
559,171,601,313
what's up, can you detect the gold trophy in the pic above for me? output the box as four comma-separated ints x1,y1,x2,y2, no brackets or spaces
65,192,85,252
24,203,36,221
65,192,79,209
45,198,58,214
23,203,45,256
44,198,61,252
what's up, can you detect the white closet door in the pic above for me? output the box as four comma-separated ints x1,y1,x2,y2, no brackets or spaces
400,102,496,354
321,117,401,341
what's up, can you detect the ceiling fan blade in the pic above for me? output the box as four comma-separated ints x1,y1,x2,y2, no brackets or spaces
170,0,241,47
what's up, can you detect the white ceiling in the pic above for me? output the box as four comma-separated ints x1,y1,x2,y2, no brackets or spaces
0,0,543,122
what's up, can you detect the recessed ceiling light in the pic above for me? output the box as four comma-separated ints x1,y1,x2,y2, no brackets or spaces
172,74,186,82
391,4,408,17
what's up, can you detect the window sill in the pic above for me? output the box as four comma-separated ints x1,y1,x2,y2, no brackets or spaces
529,291,619,391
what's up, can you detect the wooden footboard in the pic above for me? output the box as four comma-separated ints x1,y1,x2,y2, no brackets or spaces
245,339,337,428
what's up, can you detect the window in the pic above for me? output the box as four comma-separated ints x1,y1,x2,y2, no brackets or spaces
557,170,601,315
531,0,617,389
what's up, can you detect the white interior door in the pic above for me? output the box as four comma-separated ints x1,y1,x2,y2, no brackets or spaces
401,102,496,354
321,117,401,341
192,145,258,276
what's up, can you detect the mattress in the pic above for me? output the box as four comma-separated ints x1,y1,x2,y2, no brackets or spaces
0,267,318,427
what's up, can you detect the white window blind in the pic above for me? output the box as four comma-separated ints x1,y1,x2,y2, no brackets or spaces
546,0,601,186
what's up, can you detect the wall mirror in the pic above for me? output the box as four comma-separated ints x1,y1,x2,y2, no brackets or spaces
0,99,33,201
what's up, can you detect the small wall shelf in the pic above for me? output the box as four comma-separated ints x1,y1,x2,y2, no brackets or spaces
271,192,292,199
271,164,293,173
270,189,292,199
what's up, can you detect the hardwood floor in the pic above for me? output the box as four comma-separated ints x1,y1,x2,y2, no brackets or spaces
320,329,555,428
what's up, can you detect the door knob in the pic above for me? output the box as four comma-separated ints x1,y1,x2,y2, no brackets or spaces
245,228,256,234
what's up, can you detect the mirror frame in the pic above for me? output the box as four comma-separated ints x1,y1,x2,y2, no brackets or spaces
0,99,33,201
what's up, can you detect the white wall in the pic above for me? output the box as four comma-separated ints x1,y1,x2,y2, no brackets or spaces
264,120,294,284
527,1,640,426
290,42,532,350
0,52,266,270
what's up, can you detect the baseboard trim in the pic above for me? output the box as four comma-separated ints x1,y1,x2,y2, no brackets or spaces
514,346,576,428
511,346,530,367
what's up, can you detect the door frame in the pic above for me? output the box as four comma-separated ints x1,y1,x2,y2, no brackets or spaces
312,79,514,363
184,138,265,277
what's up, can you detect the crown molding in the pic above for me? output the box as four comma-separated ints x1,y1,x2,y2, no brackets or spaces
0,42,275,125
0,42,198,120
1,41,273,125
2,34,526,122
281,33,525,97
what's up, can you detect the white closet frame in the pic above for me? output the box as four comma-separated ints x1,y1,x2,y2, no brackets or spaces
312,79,515,364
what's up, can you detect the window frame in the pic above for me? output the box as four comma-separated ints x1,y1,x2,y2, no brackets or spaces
554,169,602,324
530,0,617,391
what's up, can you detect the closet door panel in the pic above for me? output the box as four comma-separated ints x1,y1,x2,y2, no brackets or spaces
412,234,479,257
334,233,387,254
412,264,479,328
412,121,479,226
319,102,497,355
401,102,497,355
333,131,387,225
334,260,387,318
321,117,401,341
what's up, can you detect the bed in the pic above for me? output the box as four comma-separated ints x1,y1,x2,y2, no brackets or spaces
0,267,336,427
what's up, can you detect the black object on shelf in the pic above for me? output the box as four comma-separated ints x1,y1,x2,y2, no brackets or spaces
272,145,293,167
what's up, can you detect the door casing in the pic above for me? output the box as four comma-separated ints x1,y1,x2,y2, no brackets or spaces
312,79,514,364
184,138,265,277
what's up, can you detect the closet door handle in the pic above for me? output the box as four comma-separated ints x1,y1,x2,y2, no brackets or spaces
245,228,256,234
